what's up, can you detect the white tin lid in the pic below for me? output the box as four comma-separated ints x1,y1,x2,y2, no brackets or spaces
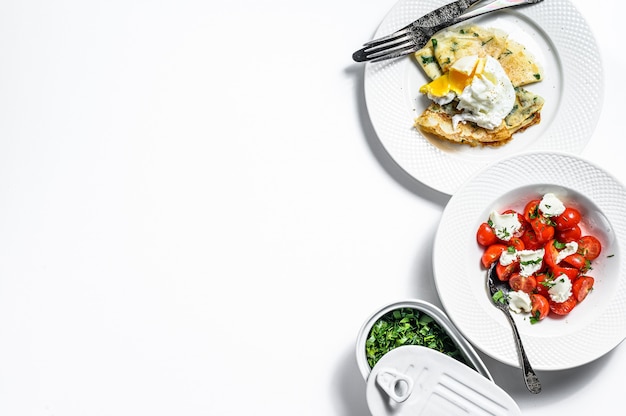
366,346,522,416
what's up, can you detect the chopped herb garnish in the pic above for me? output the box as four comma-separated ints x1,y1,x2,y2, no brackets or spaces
530,310,541,324
365,308,468,369
540,275,555,288
421,56,436,65
492,290,507,304
534,73,541,80
521,258,542,266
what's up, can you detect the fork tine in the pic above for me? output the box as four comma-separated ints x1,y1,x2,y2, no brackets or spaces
352,34,415,62
370,44,419,62
362,27,411,47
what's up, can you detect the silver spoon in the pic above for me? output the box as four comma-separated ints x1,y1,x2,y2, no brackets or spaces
487,262,541,394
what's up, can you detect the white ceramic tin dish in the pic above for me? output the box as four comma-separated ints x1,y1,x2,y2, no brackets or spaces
356,299,492,381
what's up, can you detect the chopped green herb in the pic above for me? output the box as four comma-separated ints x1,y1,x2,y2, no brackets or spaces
534,73,541,80
431,39,438,49
421,56,436,65
492,290,507,304
365,308,468,369
530,310,541,325
521,258,542,266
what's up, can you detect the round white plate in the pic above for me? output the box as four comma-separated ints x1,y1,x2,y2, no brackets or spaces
364,0,603,195
433,152,626,371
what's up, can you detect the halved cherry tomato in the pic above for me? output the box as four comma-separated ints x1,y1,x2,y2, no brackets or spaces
543,239,560,268
496,261,519,281
549,295,577,316
562,253,587,271
523,199,541,223
555,225,582,243
509,273,537,294
476,222,498,247
572,276,594,302
530,293,549,322
554,207,582,231
534,273,551,297
508,237,525,251
530,217,554,243
481,244,507,268
578,236,602,261
551,265,579,281
520,228,542,250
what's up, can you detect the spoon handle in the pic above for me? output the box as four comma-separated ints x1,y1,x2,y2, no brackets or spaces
502,309,542,394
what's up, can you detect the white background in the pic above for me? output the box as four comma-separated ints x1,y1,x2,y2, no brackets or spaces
0,0,623,414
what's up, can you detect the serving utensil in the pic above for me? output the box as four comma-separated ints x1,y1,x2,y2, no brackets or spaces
352,0,543,63
487,262,541,394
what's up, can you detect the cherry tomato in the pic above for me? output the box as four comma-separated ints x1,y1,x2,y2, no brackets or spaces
509,273,537,294
520,228,542,250
508,237,525,251
530,293,549,322
555,225,582,243
476,222,498,247
534,273,551,297
549,295,577,316
530,217,554,243
523,199,541,223
562,253,587,271
554,207,582,231
578,235,602,261
551,265,579,281
481,244,507,268
543,239,560,268
496,261,519,281
572,276,594,302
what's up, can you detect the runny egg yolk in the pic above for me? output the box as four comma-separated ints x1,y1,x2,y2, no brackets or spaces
419,56,487,97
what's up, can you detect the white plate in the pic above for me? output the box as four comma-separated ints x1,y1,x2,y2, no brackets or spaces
364,0,603,195
433,152,626,370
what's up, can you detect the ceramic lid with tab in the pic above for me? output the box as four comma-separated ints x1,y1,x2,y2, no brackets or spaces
366,345,522,416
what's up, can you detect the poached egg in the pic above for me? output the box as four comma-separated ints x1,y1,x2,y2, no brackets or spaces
419,55,516,130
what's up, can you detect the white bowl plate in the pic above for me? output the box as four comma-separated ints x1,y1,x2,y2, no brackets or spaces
364,0,603,195
433,152,626,370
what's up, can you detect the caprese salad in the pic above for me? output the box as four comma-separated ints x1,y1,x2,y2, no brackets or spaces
477,193,602,323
